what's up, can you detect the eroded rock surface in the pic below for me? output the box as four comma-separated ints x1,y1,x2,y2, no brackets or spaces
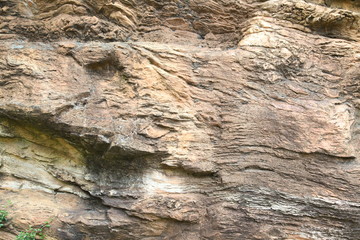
0,0,359,239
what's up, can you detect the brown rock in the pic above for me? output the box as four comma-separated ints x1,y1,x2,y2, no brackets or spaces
0,0,360,239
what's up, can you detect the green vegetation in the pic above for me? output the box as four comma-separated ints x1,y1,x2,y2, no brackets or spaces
0,201,52,240
0,209,8,228
16,222,51,240
0,201,11,228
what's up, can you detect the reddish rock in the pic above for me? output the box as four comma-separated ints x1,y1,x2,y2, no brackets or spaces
0,0,359,239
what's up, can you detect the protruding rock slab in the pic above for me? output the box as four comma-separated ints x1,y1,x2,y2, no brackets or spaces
0,0,360,239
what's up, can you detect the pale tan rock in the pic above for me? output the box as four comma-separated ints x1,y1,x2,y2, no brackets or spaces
0,0,360,239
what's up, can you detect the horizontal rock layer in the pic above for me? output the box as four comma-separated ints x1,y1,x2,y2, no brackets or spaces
0,0,359,239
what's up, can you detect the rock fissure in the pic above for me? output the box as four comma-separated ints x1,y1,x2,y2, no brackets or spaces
1,0,360,239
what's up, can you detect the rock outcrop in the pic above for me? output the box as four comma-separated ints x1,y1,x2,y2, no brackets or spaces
0,0,359,239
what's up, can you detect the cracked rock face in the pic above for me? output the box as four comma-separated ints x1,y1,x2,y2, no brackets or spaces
0,0,359,239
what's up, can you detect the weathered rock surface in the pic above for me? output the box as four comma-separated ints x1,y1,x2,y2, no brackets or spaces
0,0,359,239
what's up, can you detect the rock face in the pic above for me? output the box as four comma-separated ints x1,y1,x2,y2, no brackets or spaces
0,0,359,239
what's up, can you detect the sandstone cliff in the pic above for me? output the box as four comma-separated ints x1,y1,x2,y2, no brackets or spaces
0,0,359,239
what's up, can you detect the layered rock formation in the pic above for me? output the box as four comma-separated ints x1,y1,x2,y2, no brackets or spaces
0,0,359,239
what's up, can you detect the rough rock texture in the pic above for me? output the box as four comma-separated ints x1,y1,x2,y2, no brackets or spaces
0,0,360,239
